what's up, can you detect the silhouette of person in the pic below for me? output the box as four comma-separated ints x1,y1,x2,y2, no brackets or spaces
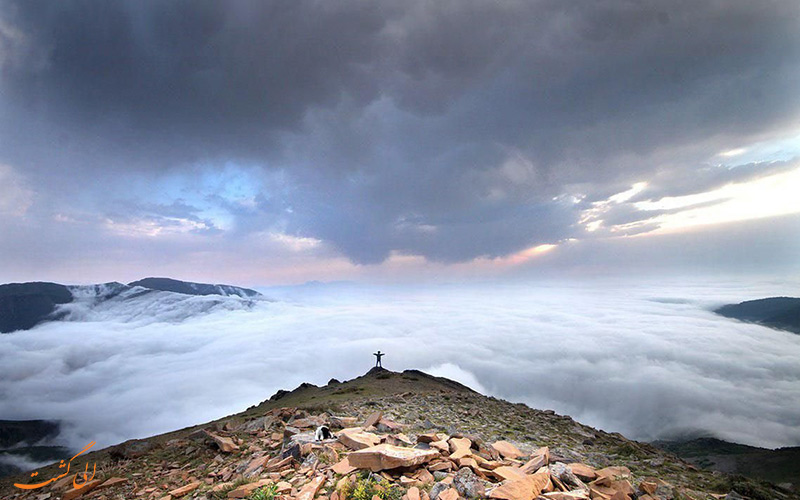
373,351,384,368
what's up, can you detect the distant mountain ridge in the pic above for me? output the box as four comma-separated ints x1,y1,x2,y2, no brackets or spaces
0,278,263,333
714,297,800,334
128,277,261,298
652,437,800,489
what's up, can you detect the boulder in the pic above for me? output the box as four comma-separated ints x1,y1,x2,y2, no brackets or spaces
449,437,473,459
330,416,359,429
364,411,383,428
338,427,382,450
639,482,657,495
489,472,551,500
205,431,240,453
493,466,527,482
348,444,439,472
521,447,549,473
332,457,358,475
378,419,405,433
567,464,597,482
491,441,523,459
549,463,588,492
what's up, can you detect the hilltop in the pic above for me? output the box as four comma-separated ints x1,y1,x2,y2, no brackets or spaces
1,368,795,500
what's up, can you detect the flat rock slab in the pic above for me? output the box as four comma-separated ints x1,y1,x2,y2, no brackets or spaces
169,481,202,498
332,456,358,475
489,472,550,500
63,480,102,500
491,441,523,459
568,463,598,482
338,427,382,450
521,447,549,474
228,479,271,498
348,443,440,472
297,475,326,500
493,466,527,482
96,477,128,490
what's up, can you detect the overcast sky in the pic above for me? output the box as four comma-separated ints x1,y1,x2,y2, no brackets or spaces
1,0,799,285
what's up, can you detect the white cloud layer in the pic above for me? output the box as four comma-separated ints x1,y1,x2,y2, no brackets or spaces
1,278,800,455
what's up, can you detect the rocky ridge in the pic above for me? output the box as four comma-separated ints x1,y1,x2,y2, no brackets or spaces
1,368,794,500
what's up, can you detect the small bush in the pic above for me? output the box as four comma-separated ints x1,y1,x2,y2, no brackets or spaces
341,474,403,500
250,484,278,500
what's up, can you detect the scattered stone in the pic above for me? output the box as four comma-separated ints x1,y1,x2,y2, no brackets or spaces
348,443,439,471
227,479,271,498
438,488,460,500
169,481,202,498
430,482,451,500
541,491,590,500
377,418,404,433
408,486,422,500
330,416,359,428
63,480,102,500
364,411,383,428
454,467,486,498
205,431,240,453
95,477,128,490
283,443,302,461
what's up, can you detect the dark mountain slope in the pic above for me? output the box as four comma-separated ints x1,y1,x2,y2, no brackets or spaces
714,297,800,333
0,282,72,333
653,437,800,489
129,277,262,298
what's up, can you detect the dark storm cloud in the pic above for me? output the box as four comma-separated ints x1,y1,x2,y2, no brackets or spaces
1,0,799,265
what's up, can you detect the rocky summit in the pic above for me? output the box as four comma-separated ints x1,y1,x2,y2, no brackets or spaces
1,368,794,500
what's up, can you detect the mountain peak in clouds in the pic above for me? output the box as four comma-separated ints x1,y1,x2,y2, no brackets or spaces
128,277,262,298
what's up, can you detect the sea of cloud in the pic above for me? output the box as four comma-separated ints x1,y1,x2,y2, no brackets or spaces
1,277,799,462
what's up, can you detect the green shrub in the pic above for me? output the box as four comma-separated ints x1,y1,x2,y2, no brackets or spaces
250,484,278,500
341,474,403,500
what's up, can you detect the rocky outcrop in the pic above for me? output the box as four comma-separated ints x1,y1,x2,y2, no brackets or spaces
2,369,791,500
